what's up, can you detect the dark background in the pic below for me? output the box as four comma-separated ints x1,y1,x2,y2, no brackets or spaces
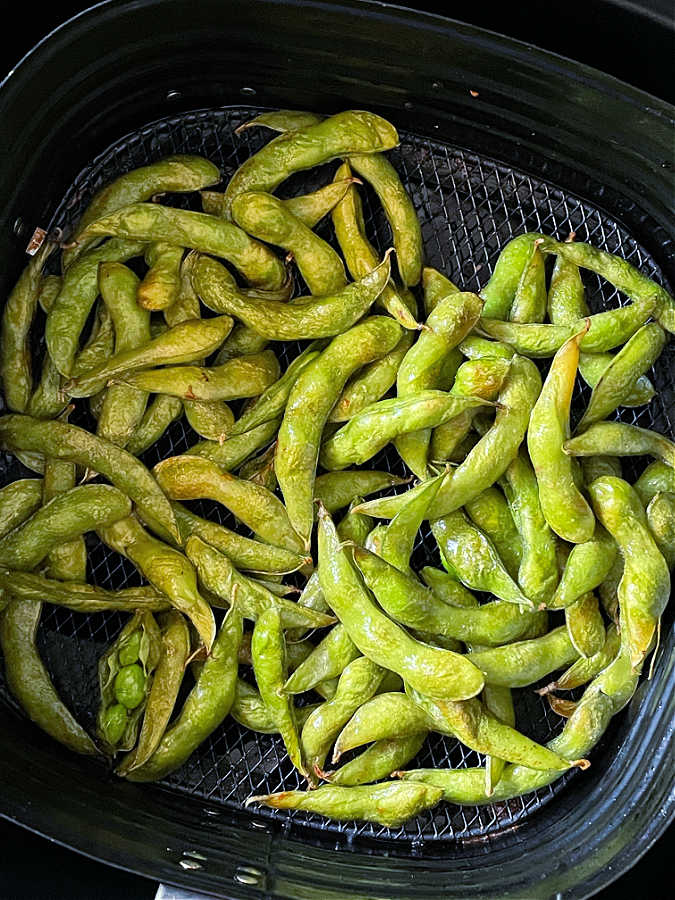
0,1,672,898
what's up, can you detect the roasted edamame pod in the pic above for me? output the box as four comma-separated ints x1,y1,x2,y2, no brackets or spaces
0,415,179,542
528,328,596,543
317,504,484,701
98,516,216,652
0,599,100,756
192,252,392,341
276,316,402,548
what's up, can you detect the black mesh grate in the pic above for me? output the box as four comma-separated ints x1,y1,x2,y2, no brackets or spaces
0,106,672,848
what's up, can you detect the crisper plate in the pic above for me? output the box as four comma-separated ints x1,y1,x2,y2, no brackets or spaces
0,105,672,850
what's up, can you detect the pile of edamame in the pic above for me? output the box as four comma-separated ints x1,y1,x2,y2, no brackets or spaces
0,109,672,828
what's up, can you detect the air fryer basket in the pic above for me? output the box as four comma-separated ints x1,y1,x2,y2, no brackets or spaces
0,2,673,898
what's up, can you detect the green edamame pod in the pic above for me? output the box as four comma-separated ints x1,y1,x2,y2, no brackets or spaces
37,273,62,314
46,239,145,376
588,476,670,669
355,546,531,644
246,781,443,828
549,525,617,608
284,625,361,695
458,335,515,360
0,415,179,542
509,241,546,323
379,474,444,573
528,329,595,543
541,623,620,693
98,516,216,652
232,191,346,295
223,110,399,215
420,566,478,608
77,203,286,291
332,693,428,758
577,323,665,430
97,610,162,753
432,510,534,608
252,607,307,776
348,152,423,287
354,355,541,520
565,591,605,658
173,503,308,575
184,400,235,442
137,242,184,310
0,483,130,571
154,454,304,554
124,601,242,782
229,345,321,435
321,391,492,472
314,470,408,514
230,678,320,734
646,491,675,569
193,252,392,341
117,350,279,402
395,291,483,477
65,155,220,266
332,163,419,330
65,314,234,399
565,421,675,468
480,293,657,356
0,241,54,412
464,487,522,580
480,233,544,319
116,610,190,774
276,316,402,548
318,505,484,701
0,569,171,614
96,262,151,447
547,255,588,323
301,656,387,780
539,237,675,334
0,599,100,756
321,733,427,787
501,451,559,606
329,332,415,423
408,685,581,773
0,478,43,539
235,109,323,134
578,353,656,408
466,627,579,687
185,535,332,629
423,266,459,315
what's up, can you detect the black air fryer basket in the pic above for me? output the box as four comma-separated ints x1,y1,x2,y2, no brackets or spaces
0,2,673,898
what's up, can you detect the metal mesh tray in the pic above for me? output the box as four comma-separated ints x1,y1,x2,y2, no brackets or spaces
1,105,672,850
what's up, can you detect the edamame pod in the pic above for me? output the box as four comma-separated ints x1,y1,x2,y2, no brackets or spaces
117,350,279,401
565,422,675,468
509,241,546,323
98,516,216,651
154,454,304,554
318,505,484,701
0,599,100,756
65,315,234,398
0,478,43,539
0,484,130,570
192,252,392,341
528,329,595,543
646,491,675,569
232,191,346,295
0,415,179,542
223,110,399,215
588,476,670,669
137,242,184,310
276,316,402,547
